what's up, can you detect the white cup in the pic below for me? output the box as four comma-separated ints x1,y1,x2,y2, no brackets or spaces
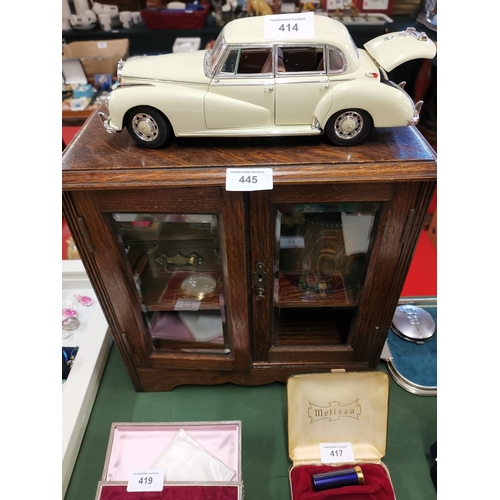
98,13,112,31
93,2,119,18
119,11,132,28
131,11,142,24
84,9,97,22
62,0,72,21
73,0,90,15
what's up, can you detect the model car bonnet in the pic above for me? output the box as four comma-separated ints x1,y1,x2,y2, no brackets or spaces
121,51,210,85
363,27,436,72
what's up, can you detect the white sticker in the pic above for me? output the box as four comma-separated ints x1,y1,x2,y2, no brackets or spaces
225,168,273,191
280,236,305,249
327,0,344,9
97,41,108,49
175,299,201,311
264,12,314,40
320,442,355,464
127,469,164,492
362,0,389,10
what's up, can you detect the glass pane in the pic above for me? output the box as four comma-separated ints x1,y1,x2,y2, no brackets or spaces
112,213,229,354
273,203,379,346
280,46,324,73
238,48,272,74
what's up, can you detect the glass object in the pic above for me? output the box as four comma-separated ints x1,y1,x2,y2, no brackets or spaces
112,212,228,354
273,203,379,346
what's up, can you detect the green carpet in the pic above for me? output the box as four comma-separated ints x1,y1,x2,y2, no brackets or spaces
64,345,436,500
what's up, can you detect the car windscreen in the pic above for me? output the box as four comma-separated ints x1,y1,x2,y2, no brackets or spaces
208,32,227,76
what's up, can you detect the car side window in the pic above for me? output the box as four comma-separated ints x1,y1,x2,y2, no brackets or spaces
220,49,239,74
240,48,272,74
328,48,346,74
278,46,324,73
219,48,273,76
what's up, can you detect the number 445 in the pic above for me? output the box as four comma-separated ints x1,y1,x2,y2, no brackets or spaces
239,175,257,184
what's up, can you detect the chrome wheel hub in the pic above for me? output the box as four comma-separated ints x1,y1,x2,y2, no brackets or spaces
131,113,159,142
334,112,363,139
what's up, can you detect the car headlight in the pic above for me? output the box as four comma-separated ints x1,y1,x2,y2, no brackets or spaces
117,59,125,84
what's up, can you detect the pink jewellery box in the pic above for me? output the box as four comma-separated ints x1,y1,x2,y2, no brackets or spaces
287,372,396,500
96,421,243,500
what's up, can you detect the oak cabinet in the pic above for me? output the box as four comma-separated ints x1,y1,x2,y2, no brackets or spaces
63,108,436,391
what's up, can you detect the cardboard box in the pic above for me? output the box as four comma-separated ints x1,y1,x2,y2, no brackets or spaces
62,39,129,81
287,372,396,499
97,421,243,499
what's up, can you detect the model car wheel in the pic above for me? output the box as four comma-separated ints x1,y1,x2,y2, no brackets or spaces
326,109,373,146
126,106,172,149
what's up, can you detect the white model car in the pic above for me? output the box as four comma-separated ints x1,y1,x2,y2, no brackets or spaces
98,14,436,148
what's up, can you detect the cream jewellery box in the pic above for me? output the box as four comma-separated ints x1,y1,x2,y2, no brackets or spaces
287,372,396,500
96,421,243,500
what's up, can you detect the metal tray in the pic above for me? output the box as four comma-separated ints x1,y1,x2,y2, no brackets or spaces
380,296,437,396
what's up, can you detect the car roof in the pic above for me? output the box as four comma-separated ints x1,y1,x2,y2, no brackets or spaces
222,15,353,47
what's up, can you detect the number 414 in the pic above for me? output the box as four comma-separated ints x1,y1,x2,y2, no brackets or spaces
279,23,299,32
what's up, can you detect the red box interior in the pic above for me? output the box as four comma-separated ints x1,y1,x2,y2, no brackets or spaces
290,463,395,499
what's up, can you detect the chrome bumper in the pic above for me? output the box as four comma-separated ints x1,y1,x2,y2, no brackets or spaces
408,100,423,126
98,111,117,134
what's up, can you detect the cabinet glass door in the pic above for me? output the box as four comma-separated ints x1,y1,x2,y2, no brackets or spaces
274,203,378,348
112,212,229,354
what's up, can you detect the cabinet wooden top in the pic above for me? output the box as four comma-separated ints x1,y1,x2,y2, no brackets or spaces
62,106,437,191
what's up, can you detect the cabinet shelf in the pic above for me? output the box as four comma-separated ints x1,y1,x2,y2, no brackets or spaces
274,307,351,346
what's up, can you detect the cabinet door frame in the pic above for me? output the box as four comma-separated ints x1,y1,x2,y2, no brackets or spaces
67,187,251,374
248,181,428,367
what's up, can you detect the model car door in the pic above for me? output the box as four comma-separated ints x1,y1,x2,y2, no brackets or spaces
205,46,275,130
274,45,330,126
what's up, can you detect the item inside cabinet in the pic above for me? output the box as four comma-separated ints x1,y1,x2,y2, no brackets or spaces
273,205,377,347
112,212,228,353
150,311,224,345
276,207,376,308
114,213,222,307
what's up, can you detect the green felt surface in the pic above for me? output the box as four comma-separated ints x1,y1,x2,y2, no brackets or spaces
64,345,437,500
